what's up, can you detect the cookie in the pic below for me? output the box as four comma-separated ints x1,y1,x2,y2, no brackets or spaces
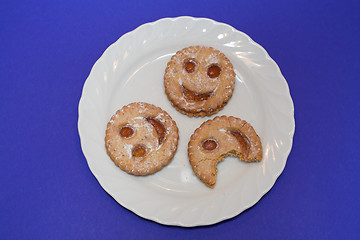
164,46,236,117
188,116,262,188
105,102,179,175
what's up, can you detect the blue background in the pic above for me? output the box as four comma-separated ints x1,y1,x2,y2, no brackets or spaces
1,0,359,239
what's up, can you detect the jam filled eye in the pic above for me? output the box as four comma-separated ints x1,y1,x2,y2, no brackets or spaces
132,145,146,158
207,64,221,78
202,139,218,151
184,59,197,74
119,125,134,138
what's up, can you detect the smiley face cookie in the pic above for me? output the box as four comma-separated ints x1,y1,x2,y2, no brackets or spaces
105,102,179,175
188,116,262,188
164,46,236,117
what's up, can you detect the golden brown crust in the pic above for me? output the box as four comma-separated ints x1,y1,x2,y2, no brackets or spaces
105,102,179,175
164,46,235,117
188,116,263,188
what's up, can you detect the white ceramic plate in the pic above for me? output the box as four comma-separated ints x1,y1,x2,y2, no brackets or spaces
78,17,295,227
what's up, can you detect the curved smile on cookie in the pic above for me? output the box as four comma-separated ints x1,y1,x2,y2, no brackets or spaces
228,130,251,158
181,85,213,101
146,117,166,145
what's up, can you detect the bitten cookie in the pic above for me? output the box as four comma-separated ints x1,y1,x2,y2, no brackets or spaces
105,102,179,175
188,116,262,188
164,46,236,117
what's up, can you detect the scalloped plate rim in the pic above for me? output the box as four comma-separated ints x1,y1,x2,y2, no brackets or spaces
78,16,295,227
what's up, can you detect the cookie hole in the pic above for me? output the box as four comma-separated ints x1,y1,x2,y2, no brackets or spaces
202,138,218,151
146,117,166,145
182,85,212,102
119,125,134,138
132,145,146,158
229,130,250,157
183,59,197,74
207,64,221,78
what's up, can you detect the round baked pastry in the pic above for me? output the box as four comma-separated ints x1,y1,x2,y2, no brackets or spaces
164,46,236,117
105,102,179,175
188,116,262,188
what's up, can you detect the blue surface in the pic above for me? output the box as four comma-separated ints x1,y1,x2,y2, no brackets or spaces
1,0,359,239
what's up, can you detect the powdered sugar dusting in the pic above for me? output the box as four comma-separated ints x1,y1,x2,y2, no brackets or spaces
164,46,235,116
105,102,179,175
123,144,133,157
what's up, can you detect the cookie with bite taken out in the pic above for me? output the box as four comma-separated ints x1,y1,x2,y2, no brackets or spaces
188,116,262,188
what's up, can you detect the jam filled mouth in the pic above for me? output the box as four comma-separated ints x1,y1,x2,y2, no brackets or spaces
229,130,251,157
146,117,166,145
181,85,213,102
